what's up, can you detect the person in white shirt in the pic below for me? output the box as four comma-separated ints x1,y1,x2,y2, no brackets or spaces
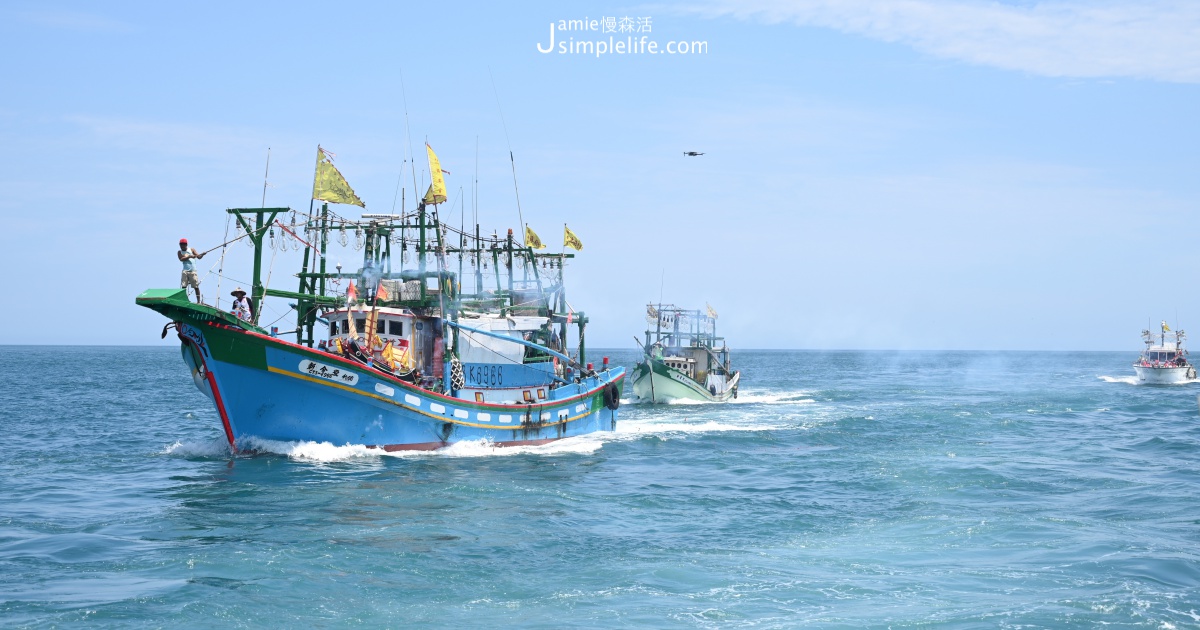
178,238,205,303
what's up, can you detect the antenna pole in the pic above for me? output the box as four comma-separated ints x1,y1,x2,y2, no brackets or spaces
474,135,479,228
489,67,524,231
391,162,404,214
261,147,271,208
400,68,419,209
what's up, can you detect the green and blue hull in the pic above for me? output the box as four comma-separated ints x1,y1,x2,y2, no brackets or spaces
140,289,623,451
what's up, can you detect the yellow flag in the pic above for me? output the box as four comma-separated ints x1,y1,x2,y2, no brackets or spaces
564,224,583,251
525,225,546,250
382,342,396,369
367,309,380,338
312,147,365,207
423,143,447,204
1163,321,1171,332
706,303,718,319
398,343,414,370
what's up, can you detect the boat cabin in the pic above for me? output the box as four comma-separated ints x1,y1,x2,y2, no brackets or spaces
1144,349,1182,362
1139,344,1188,367
322,307,428,373
325,306,415,346
662,356,696,379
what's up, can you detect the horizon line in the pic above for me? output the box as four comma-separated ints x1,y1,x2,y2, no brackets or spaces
0,344,1136,353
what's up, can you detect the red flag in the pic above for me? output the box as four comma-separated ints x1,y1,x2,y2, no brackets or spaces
347,280,357,303
376,280,389,301
567,311,573,324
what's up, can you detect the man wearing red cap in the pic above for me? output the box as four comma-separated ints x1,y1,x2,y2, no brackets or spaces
178,238,205,303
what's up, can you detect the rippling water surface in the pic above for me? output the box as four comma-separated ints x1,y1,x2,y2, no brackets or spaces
3,346,1200,627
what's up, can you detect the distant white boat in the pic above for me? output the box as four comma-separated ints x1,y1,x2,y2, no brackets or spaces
1133,321,1195,385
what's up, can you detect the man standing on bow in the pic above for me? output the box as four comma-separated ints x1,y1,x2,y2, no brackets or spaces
178,238,205,303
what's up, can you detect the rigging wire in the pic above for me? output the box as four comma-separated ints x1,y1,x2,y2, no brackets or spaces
488,66,525,233
399,67,420,208
260,236,279,325
262,307,293,330
216,212,232,309
211,271,252,287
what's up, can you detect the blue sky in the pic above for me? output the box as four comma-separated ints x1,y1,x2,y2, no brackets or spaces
1,1,1197,350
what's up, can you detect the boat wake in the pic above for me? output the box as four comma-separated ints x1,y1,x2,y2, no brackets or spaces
728,391,816,405
623,391,815,406
239,437,379,461
159,389,814,460
614,419,785,436
161,437,233,458
400,437,604,458
161,417,785,461
1099,375,1199,386
164,434,604,463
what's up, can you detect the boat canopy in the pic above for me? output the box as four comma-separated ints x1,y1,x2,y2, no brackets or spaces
458,315,550,364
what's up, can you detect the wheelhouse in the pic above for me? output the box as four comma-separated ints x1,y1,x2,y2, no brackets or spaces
324,306,415,346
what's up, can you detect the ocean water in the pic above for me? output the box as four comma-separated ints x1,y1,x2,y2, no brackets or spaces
3,346,1200,628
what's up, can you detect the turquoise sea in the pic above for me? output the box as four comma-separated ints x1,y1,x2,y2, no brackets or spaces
3,346,1200,627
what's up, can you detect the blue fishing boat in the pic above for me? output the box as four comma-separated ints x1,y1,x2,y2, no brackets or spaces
137,145,622,451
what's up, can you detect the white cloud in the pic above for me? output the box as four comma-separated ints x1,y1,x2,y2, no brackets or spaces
18,9,133,33
686,0,1200,83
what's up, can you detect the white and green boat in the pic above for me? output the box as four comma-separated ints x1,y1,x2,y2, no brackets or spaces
631,304,740,403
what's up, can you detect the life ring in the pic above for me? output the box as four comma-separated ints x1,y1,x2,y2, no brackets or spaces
603,383,621,410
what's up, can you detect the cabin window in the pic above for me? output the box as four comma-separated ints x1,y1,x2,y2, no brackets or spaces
377,319,386,334
356,318,366,333
330,322,337,337
389,320,403,336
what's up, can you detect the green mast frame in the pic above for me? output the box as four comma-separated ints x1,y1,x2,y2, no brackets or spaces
231,200,589,366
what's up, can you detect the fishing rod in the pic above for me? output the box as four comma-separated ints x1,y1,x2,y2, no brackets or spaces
196,231,250,256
